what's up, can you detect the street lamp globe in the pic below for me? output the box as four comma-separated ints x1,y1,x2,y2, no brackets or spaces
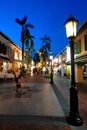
64,15,78,39
50,52,53,60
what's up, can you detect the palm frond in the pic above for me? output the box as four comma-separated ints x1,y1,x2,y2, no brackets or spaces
25,24,34,28
15,18,23,26
22,16,27,25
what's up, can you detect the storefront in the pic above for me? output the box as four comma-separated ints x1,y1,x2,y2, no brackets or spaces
75,54,87,83
0,55,11,72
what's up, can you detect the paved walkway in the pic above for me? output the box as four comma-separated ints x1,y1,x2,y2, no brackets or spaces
0,83,65,117
53,75,87,127
0,74,87,130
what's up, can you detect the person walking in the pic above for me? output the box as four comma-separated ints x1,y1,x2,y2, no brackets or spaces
14,68,21,92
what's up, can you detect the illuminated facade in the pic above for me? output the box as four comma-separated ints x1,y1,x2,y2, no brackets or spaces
0,31,24,72
74,19,87,83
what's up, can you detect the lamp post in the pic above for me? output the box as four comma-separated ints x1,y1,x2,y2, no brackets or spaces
50,52,54,84
64,15,83,126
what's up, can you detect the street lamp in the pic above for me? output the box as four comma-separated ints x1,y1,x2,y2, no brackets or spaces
50,52,54,84
64,15,83,126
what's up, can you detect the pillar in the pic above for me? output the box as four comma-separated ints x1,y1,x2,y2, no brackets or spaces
75,64,83,83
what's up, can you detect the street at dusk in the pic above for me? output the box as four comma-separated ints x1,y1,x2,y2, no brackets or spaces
0,0,87,130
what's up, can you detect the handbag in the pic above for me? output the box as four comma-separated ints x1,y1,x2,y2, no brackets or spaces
18,77,25,83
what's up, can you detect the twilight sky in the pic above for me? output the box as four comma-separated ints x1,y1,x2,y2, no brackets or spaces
0,0,87,56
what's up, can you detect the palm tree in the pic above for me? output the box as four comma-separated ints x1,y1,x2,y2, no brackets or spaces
33,52,40,66
15,15,34,65
39,34,51,65
25,35,35,68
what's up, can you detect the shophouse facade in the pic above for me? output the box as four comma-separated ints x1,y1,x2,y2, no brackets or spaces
74,19,87,83
0,31,23,72
54,18,87,84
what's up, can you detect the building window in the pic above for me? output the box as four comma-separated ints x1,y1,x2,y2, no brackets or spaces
74,40,81,54
84,34,87,51
0,42,7,55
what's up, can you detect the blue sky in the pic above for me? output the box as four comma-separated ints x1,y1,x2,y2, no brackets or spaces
0,0,87,56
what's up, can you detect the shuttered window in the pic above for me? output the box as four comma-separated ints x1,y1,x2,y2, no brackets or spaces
84,34,87,51
74,40,81,54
